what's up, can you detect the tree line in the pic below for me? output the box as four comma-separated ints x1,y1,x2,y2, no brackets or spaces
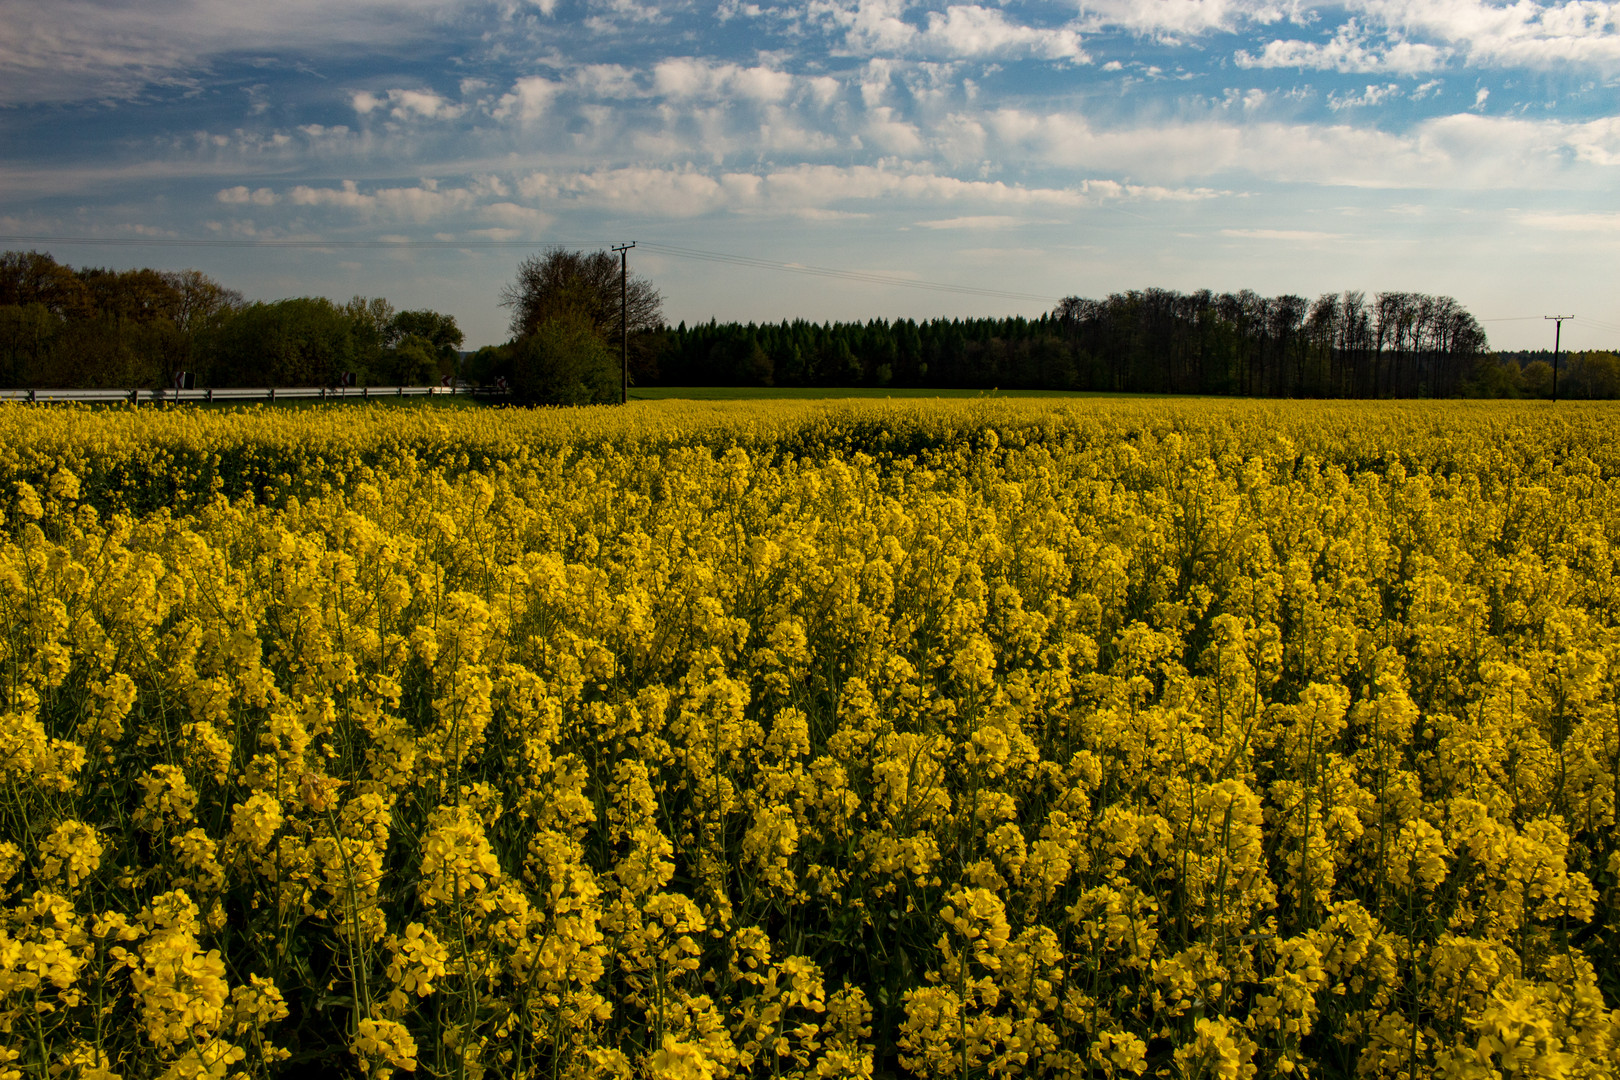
1481,349,1620,399
0,250,462,389
484,259,1612,402
13,245,1608,401
641,288,1514,397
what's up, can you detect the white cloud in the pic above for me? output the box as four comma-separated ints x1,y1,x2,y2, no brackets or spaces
289,179,374,209
783,207,873,221
917,214,1029,227
652,58,723,97
573,64,641,98
1236,21,1451,72
371,184,476,219
353,88,467,121
1221,87,1270,108
1077,0,1295,40
921,6,1088,61
732,65,798,101
1220,227,1347,239
480,201,554,228
515,162,1216,218
809,0,1088,59
297,123,354,143
769,165,1215,207
954,246,1047,259
284,179,481,220
860,59,898,107
805,75,843,105
866,107,927,153
1086,0,1620,75
1329,82,1402,108
1519,209,1620,229
1418,110,1620,177
583,0,664,30
1351,0,1620,68
988,108,1299,182
1567,114,1620,163
520,166,746,216
217,185,279,205
493,77,561,122
0,0,459,105
389,89,466,121
1382,39,1456,68
982,106,1620,189
716,0,764,19
808,0,917,52
753,115,845,153
112,223,178,236
652,58,794,101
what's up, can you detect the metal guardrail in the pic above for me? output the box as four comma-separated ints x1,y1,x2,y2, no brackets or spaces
0,386,500,404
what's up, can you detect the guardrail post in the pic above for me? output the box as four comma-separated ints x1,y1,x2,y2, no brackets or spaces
363,386,369,399
206,388,214,404
27,389,35,404
397,386,403,396
129,388,137,406
269,387,276,403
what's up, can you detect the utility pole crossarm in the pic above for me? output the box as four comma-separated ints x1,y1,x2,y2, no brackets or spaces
613,242,636,405
1544,315,1573,403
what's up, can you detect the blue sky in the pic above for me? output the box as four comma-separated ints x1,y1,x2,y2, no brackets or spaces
2,0,1617,349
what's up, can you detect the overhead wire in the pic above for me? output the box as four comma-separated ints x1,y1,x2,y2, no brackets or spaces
1476,314,1620,345
638,242,1059,304
0,235,613,249
0,234,1062,305
1480,315,1620,341
4,233,1607,320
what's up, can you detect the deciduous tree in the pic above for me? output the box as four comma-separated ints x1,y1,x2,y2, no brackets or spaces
500,247,662,342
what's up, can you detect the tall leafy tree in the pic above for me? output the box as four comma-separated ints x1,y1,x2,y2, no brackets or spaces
0,250,91,318
0,253,246,388
390,309,464,378
500,248,664,403
508,311,620,405
500,247,663,342
206,298,356,387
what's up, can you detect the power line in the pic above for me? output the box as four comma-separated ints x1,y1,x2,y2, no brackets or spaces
639,242,1059,304
1545,315,1573,403
0,233,1062,306
612,241,635,406
0,234,610,249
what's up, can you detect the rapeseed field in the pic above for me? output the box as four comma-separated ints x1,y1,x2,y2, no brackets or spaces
1,398,1617,1079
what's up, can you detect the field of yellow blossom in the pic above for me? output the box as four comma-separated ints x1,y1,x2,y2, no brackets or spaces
1,397,1618,1080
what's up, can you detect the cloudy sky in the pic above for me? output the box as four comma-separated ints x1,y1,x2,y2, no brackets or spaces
2,0,1617,349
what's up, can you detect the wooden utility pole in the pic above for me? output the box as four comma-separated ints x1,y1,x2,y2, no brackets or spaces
1545,315,1572,403
613,242,636,404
